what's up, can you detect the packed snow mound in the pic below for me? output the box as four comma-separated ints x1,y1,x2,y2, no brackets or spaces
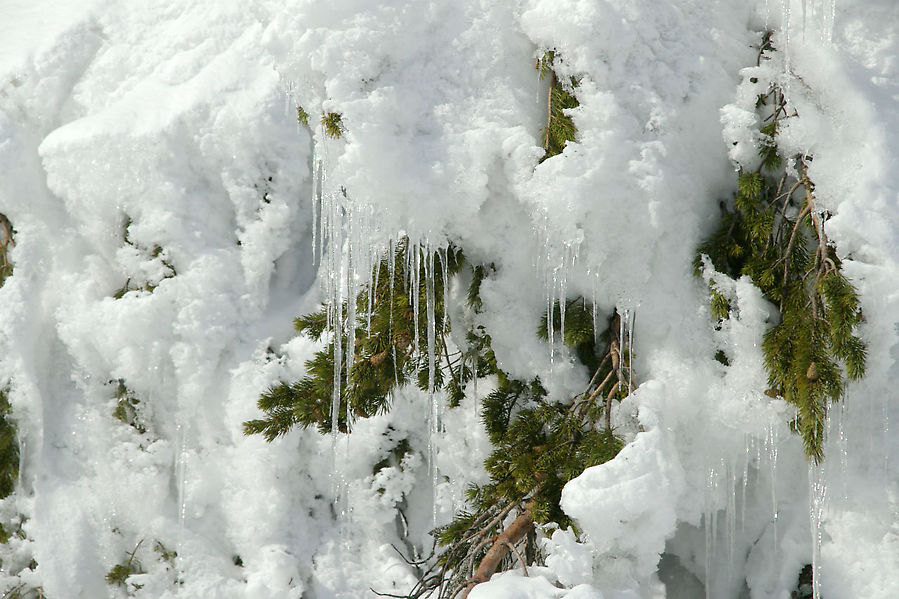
0,0,897,598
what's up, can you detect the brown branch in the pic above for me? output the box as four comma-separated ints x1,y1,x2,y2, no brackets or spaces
503,541,528,577
780,203,811,281
583,351,611,396
605,381,619,432
460,502,535,598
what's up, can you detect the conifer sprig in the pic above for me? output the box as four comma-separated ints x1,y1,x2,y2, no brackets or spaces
321,112,345,139
537,51,579,161
696,45,866,462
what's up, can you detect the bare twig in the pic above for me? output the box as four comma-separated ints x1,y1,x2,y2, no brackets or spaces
780,203,811,281
504,540,529,577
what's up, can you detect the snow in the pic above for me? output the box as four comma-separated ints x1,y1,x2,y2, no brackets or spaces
0,0,897,598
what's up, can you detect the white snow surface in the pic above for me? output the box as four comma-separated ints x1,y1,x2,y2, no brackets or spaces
0,0,897,598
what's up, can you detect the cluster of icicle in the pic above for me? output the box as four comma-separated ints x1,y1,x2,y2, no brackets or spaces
311,143,457,523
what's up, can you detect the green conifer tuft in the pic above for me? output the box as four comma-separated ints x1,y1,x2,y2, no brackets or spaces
321,112,345,139
537,51,580,161
696,36,866,462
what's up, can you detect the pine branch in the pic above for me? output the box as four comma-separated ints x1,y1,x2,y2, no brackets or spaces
697,42,867,462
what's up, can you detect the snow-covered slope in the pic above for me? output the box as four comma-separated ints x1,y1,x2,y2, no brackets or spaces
0,0,896,598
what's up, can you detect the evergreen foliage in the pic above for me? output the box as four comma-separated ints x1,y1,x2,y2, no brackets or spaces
420,307,628,598
247,54,621,597
0,391,18,500
321,112,345,139
537,51,580,161
2,584,45,599
696,36,866,463
246,234,631,597
296,106,310,127
243,239,469,438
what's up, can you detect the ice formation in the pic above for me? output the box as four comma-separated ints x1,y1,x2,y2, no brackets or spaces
0,0,897,597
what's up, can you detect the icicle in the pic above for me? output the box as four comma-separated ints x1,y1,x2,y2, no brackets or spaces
312,156,320,265
549,267,557,367
559,265,567,347
766,416,779,555
704,460,720,599
627,310,635,394
883,390,890,489
413,243,421,368
284,80,294,117
837,401,848,500
176,422,188,558
345,204,357,435
426,247,438,525
828,0,836,43
368,257,378,337
809,461,827,599
782,0,793,77
403,238,411,293
727,460,736,588
329,188,344,442
389,239,398,386
618,308,626,384
426,246,437,397
801,0,808,39
472,358,478,416
318,161,326,267
591,276,599,347
741,435,751,532
441,245,450,337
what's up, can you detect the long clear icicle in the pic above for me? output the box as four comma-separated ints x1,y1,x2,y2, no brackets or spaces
627,310,635,394
312,156,320,265
426,247,438,525
766,416,779,555
559,265,567,347
809,461,827,599
329,190,342,441
413,244,421,370
618,308,626,385
345,202,356,435
389,239,398,386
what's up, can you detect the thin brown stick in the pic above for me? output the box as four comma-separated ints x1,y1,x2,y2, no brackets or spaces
504,540,529,577
781,203,811,281
583,352,612,396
